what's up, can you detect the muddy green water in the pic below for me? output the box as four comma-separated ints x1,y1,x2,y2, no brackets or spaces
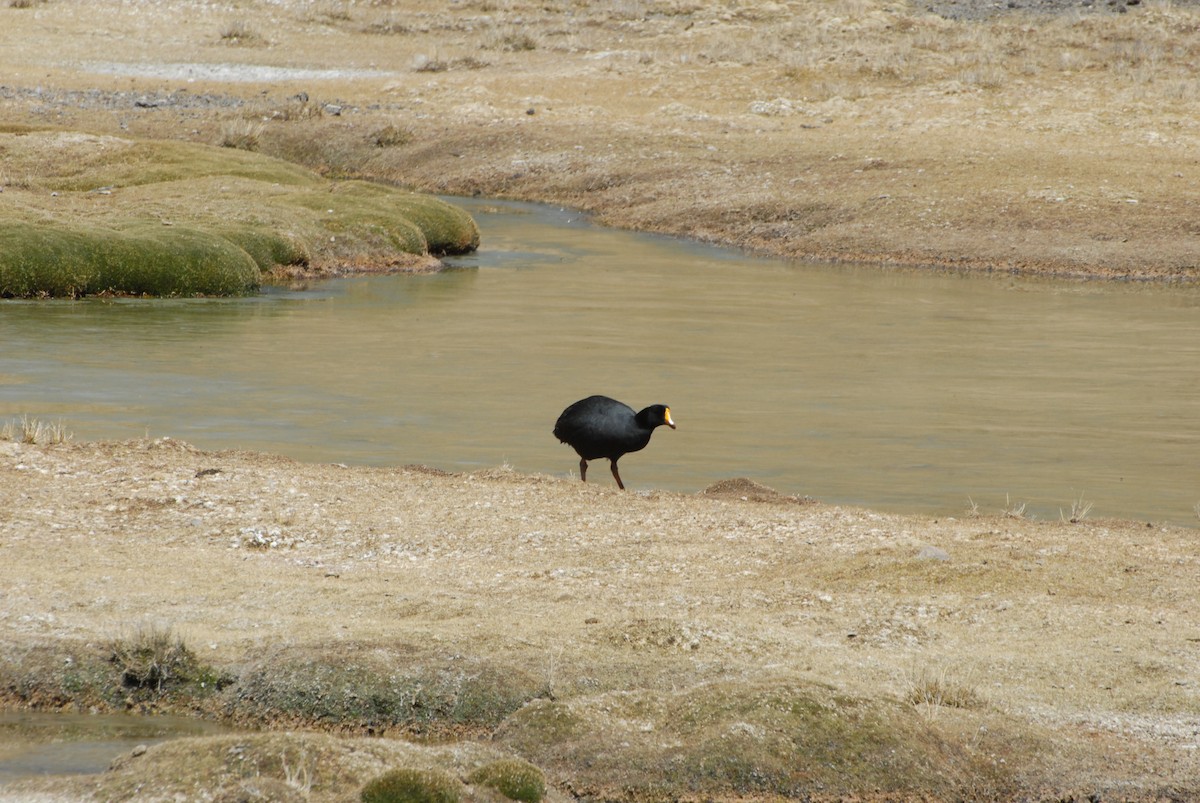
2,198,1198,523
0,711,226,782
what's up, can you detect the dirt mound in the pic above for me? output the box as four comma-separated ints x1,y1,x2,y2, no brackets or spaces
701,477,816,503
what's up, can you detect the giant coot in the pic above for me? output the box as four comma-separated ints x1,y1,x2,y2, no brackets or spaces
553,395,676,490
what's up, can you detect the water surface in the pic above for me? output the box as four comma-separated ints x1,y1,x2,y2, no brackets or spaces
0,711,225,782
2,198,1198,524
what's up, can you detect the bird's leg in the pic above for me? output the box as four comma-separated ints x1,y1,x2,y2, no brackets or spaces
579,458,588,483
610,460,626,490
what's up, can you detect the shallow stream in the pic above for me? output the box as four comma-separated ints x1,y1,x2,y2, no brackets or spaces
0,711,226,782
2,197,1198,523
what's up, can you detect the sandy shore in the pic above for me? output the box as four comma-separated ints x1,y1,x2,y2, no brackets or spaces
2,436,1198,799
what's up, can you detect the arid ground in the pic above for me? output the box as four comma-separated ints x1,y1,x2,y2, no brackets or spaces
2,0,1199,279
2,436,1199,801
2,1,1199,801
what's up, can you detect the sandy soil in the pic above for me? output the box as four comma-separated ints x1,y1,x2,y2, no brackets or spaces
2,436,1198,800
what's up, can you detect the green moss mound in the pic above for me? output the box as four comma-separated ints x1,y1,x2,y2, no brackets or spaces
228,643,540,731
0,220,260,297
361,768,462,803
468,759,546,803
497,679,1050,800
0,636,233,712
0,130,479,298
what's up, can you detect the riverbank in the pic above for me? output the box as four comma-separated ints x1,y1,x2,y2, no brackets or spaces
1,0,1197,280
2,436,1198,800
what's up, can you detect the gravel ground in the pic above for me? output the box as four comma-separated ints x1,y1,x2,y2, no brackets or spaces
927,0,1159,20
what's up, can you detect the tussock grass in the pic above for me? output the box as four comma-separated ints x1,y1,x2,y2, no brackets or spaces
1061,493,1094,523
467,759,546,803
110,624,197,692
218,19,262,46
0,626,232,708
1003,494,1029,519
482,26,540,52
905,664,986,712
2,415,72,444
361,767,462,803
217,118,267,151
270,94,324,122
71,731,531,803
372,124,414,147
497,679,1039,799
364,14,414,35
230,643,540,732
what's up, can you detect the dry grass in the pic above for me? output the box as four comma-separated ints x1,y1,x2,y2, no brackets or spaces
1002,494,1029,519
1,416,72,445
1061,492,1095,523
109,624,195,692
217,118,267,151
904,663,987,712
1,0,1199,277
218,19,264,46
1,438,1198,800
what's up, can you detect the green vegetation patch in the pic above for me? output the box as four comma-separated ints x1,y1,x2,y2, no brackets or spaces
72,731,514,803
228,643,541,733
0,130,479,297
0,220,260,297
0,631,233,712
361,767,462,803
497,679,1052,800
467,759,546,803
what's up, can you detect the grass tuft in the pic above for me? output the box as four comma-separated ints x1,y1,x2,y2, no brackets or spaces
2,415,72,444
497,680,1032,798
904,664,986,712
468,759,546,803
1002,494,1028,519
231,643,539,730
218,118,267,151
219,19,263,45
372,124,414,148
483,27,539,52
110,624,199,692
361,767,461,803
1061,493,1094,523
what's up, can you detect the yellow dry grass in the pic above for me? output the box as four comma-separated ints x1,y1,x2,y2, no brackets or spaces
0,0,1196,277
0,438,1197,799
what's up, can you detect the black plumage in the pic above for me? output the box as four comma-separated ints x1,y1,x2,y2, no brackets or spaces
553,395,676,490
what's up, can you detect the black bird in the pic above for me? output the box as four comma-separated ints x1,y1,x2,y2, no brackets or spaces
553,395,676,490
